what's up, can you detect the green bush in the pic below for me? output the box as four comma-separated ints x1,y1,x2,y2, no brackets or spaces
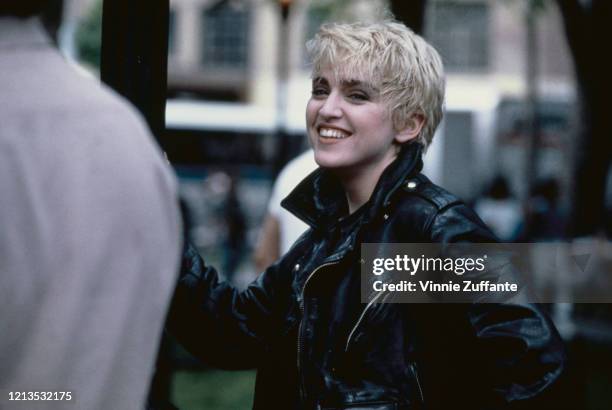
171,369,256,410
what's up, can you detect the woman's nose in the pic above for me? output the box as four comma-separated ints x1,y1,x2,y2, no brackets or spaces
318,92,342,119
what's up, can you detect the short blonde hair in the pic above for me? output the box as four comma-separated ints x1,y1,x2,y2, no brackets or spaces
306,20,445,149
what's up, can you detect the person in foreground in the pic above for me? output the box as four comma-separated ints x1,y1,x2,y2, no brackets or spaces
0,2,182,409
168,21,565,409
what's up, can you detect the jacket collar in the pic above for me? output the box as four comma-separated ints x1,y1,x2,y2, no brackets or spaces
282,142,424,230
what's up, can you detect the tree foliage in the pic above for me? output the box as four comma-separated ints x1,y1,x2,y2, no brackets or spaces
75,0,103,69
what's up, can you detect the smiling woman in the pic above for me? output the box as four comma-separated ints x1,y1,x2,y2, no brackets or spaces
306,68,421,213
306,21,445,149
167,20,565,410
304,22,444,213
306,69,412,213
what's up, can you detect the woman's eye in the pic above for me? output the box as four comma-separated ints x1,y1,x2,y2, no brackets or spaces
348,92,368,101
311,88,328,97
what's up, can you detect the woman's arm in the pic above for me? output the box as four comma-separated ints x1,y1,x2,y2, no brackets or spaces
425,203,566,408
165,241,295,369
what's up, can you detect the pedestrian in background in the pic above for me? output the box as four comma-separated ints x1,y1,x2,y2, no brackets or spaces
253,149,317,272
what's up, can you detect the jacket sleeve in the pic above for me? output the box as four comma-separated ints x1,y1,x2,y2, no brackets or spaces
165,241,295,369
423,203,566,409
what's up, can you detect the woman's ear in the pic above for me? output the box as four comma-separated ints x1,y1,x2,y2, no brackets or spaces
394,112,425,144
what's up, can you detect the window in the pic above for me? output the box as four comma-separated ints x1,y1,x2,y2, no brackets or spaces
426,1,489,72
201,0,250,68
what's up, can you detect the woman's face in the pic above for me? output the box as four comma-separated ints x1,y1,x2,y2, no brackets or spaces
306,68,403,178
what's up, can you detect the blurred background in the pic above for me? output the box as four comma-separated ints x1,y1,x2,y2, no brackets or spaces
46,0,612,408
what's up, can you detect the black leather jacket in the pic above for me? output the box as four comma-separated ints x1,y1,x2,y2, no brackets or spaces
167,143,565,410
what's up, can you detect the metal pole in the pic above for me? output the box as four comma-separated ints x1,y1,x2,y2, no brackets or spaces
100,0,169,141
41,0,64,43
100,1,173,407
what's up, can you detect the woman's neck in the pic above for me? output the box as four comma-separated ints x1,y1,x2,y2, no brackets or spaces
337,154,398,214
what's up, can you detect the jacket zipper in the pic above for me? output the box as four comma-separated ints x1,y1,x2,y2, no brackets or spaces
297,260,340,404
410,362,424,403
344,297,425,404
345,291,384,351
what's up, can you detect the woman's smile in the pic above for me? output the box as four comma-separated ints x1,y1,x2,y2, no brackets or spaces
317,125,352,142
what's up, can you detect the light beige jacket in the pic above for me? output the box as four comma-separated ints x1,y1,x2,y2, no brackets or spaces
0,16,181,410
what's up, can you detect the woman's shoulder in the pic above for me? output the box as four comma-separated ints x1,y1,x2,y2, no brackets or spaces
392,173,496,242
396,173,464,211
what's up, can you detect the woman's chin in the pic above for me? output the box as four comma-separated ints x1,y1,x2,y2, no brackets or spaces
313,154,344,170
